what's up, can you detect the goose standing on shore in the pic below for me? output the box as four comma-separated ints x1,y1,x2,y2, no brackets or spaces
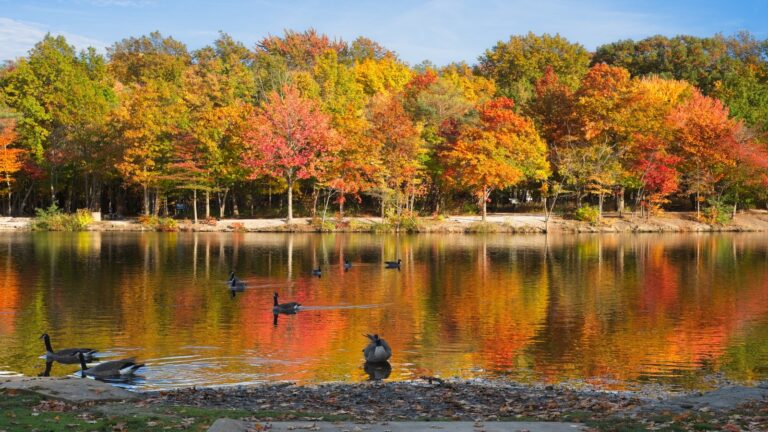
272,292,300,314
363,334,392,363
40,333,96,363
77,352,144,379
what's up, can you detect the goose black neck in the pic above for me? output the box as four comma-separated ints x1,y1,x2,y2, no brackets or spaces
43,335,53,353
375,339,382,347
229,271,235,281
273,294,278,306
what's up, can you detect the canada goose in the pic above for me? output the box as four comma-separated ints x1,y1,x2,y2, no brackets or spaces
229,277,246,291
384,259,402,269
272,292,300,314
363,334,392,363
344,259,352,271
77,352,144,379
40,333,96,363
311,267,322,277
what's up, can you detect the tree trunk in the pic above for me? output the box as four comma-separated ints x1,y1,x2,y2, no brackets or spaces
339,187,345,219
696,191,700,218
142,184,149,216
232,187,239,217
617,187,625,215
193,189,198,224
153,189,161,217
286,178,293,223
598,193,604,221
218,188,228,218
205,191,210,219
481,188,488,222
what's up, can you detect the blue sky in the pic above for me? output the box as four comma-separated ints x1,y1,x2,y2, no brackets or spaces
1,0,766,65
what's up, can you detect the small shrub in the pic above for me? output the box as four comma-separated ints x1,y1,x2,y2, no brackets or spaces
138,214,158,227
348,220,373,232
32,205,92,231
310,217,336,232
574,205,600,225
466,222,501,233
702,199,732,225
156,217,178,232
229,222,246,232
384,210,422,232
370,221,394,232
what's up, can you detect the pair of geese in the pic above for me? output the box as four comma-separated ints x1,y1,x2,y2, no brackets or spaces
310,258,402,277
40,333,144,379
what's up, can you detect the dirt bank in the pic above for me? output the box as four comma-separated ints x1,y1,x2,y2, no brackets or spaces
4,210,768,233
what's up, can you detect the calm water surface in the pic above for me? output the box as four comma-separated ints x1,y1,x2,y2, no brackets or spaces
0,232,767,390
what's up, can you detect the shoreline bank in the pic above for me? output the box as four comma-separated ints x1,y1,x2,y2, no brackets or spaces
2,377,767,431
3,211,768,233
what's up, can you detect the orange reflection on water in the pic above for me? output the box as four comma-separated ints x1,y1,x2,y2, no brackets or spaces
0,232,767,390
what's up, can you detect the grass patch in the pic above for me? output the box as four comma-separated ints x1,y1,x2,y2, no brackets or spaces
0,389,357,432
31,205,93,231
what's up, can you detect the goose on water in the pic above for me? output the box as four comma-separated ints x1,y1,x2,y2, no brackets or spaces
384,259,401,269
77,352,144,379
311,267,322,277
273,292,300,314
228,272,246,290
343,259,352,271
229,277,246,291
40,333,96,363
363,334,392,363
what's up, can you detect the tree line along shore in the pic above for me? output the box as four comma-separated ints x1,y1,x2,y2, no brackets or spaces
1,30,768,227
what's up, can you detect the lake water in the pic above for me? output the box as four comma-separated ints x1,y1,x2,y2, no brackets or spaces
0,232,767,391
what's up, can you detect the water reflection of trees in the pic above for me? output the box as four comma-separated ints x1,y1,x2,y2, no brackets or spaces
0,232,767,387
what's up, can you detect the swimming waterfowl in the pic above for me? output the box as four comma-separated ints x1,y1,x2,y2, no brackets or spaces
40,333,96,363
344,259,352,271
77,352,144,379
311,267,322,277
363,334,392,363
229,277,246,291
384,259,401,269
272,292,300,314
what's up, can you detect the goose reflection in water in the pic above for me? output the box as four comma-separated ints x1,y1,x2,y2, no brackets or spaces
364,361,391,381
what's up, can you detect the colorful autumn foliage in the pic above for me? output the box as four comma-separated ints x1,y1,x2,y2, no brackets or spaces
0,29,767,220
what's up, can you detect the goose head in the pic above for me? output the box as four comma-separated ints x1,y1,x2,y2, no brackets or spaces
228,271,235,282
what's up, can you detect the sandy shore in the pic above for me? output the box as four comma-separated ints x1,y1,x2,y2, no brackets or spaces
4,210,768,233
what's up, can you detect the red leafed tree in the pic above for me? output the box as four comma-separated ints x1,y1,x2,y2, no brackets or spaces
0,119,23,215
634,137,682,216
667,90,741,216
243,85,336,223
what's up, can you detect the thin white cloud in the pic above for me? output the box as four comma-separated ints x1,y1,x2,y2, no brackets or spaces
0,17,107,61
77,0,154,6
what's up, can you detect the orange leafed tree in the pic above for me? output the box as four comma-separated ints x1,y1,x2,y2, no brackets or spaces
243,84,337,223
0,119,24,215
668,90,741,216
443,98,549,221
